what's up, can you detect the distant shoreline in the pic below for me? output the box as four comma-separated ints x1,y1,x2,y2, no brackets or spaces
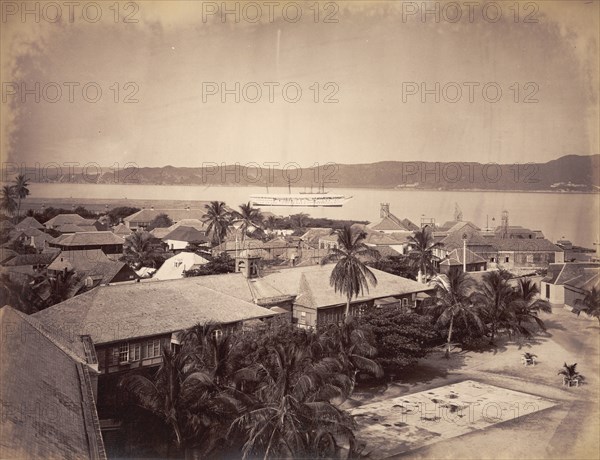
14,182,600,196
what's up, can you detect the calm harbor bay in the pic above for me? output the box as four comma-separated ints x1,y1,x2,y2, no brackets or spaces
27,183,600,248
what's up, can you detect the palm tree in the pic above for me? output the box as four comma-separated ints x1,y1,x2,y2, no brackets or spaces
407,227,442,283
574,287,600,325
475,270,518,344
46,269,83,307
203,201,231,246
265,215,279,232
233,202,263,242
13,175,30,219
319,317,383,388
513,278,552,335
1,185,17,217
321,226,381,318
122,230,160,269
120,348,190,451
558,362,584,387
428,268,484,358
180,323,239,387
0,273,44,313
230,343,355,459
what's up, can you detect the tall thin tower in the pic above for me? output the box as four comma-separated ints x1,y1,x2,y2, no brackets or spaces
501,210,509,238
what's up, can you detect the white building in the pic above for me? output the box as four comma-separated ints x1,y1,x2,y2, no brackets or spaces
153,252,210,280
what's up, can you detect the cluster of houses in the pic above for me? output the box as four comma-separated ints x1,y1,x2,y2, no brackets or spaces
1,203,598,458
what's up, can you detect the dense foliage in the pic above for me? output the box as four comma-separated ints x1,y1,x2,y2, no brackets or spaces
120,320,380,459
146,213,173,231
367,255,416,280
359,308,435,370
183,253,235,277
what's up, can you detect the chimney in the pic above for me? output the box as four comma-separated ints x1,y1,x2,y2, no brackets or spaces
380,203,390,218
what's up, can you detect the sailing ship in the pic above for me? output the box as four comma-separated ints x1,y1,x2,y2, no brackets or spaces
250,182,352,208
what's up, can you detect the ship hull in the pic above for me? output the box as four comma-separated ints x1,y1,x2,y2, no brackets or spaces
250,194,352,207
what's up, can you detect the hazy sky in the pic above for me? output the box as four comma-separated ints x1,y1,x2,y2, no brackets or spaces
1,1,598,168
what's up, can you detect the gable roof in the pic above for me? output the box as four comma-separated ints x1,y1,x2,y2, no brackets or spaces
543,262,600,285
153,252,210,280
364,231,412,246
400,218,420,232
300,228,334,247
112,223,132,236
440,231,495,252
51,231,125,247
47,249,110,272
124,208,209,224
162,226,208,243
33,279,278,345
369,215,411,232
55,224,99,234
16,216,44,230
44,214,90,227
374,246,402,258
2,252,59,267
288,265,432,308
0,247,17,263
0,306,105,459
563,268,600,292
440,248,487,266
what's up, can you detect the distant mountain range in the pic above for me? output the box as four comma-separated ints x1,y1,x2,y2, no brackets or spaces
29,154,600,192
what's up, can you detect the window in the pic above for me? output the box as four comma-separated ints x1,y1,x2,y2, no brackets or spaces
546,284,550,298
490,257,495,262
119,343,129,363
211,329,223,340
300,311,307,324
146,339,161,358
129,343,141,361
526,254,534,263
402,298,409,307
504,256,510,263
109,347,120,366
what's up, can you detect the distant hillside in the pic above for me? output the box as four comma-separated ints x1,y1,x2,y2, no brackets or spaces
27,155,600,192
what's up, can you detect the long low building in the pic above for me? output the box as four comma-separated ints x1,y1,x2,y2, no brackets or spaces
1,306,105,459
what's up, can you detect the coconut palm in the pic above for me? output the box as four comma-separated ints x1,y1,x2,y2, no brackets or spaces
122,346,243,456
0,273,44,313
321,226,381,318
513,278,552,335
122,230,161,269
265,215,279,232
230,343,355,459
428,268,484,358
45,269,83,307
233,202,264,242
180,322,240,387
13,175,30,219
407,226,442,283
475,270,518,344
203,201,231,246
574,287,600,325
1,185,17,217
558,362,584,387
319,316,383,387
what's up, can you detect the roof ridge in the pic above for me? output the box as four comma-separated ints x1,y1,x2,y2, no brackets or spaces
5,306,87,364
